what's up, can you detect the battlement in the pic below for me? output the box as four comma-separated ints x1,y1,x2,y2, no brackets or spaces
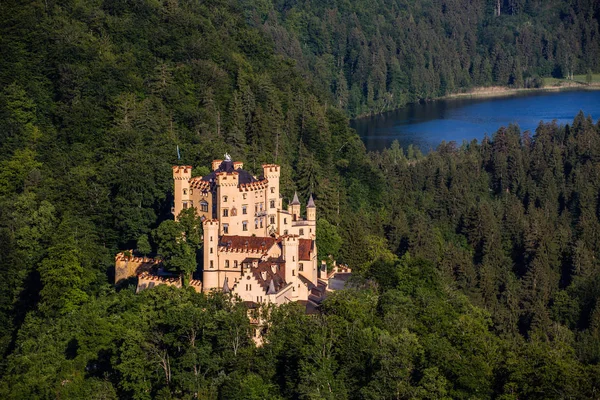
212,160,223,170
282,235,299,243
172,165,192,179
115,251,161,284
190,178,210,191
262,164,280,173
203,219,219,227
189,279,203,293
216,171,239,186
136,271,182,292
234,161,244,169
239,178,269,191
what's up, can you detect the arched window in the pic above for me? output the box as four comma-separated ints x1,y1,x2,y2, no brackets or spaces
231,207,237,216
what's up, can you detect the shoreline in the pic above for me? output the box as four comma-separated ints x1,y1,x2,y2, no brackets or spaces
352,82,600,120
441,83,600,101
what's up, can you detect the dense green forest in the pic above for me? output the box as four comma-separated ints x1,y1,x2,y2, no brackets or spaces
1,0,600,398
249,0,600,115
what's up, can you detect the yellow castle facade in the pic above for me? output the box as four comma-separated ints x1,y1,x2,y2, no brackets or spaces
172,156,319,305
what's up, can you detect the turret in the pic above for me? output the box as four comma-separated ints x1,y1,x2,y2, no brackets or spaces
173,166,192,219
306,194,316,221
203,220,219,292
289,191,301,221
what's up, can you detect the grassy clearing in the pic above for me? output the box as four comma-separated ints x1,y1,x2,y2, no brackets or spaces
542,74,600,87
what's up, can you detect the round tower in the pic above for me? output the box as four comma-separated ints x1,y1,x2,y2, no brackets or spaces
203,219,219,292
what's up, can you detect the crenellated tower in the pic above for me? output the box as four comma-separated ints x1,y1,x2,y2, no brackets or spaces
172,165,192,219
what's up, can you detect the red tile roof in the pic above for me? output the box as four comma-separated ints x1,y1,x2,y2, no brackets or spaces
219,235,277,253
299,239,313,261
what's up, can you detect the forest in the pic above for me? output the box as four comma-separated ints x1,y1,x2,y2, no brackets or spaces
1,0,600,398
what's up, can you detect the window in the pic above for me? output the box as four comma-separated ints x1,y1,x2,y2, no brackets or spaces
183,202,188,209
190,189,193,195
271,187,275,193
243,221,248,231
210,247,213,254
234,260,238,268
210,236,213,242
183,189,188,195
231,207,237,216
223,224,229,234
243,193,247,199
292,269,295,276
259,203,263,211
299,263,304,271
260,219,263,228
225,260,230,268
284,230,288,235
299,229,304,236
242,205,247,214
270,199,275,208
270,216,275,224
223,195,228,202
210,260,214,268
284,218,287,224
255,219,259,229
222,209,228,217
200,201,208,212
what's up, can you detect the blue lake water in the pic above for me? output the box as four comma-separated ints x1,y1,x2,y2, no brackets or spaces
351,89,600,152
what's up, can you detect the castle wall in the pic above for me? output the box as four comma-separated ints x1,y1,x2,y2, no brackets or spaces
115,253,161,284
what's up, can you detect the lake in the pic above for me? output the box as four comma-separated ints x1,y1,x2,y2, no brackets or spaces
351,89,600,152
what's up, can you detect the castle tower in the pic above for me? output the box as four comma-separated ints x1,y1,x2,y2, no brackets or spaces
289,192,301,221
172,166,192,218
203,220,219,292
215,170,239,235
306,194,316,221
263,164,281,230
282,236,299,299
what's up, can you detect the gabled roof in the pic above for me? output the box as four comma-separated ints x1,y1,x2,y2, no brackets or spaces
251,258,286,294
298,239,313,261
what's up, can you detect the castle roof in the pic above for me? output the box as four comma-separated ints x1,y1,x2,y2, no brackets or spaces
251,258,287,294
298,239,313,261
219,235,277,253
307,194,315,208
290,191,300,205
200,160,259,185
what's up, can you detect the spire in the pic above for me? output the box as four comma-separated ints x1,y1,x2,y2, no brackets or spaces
223,277,230,293
307,194,315,208
267,278,276,295
290,191,300,206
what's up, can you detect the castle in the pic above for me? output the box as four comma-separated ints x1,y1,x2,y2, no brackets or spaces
115,156,351,307
172,156,320,304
